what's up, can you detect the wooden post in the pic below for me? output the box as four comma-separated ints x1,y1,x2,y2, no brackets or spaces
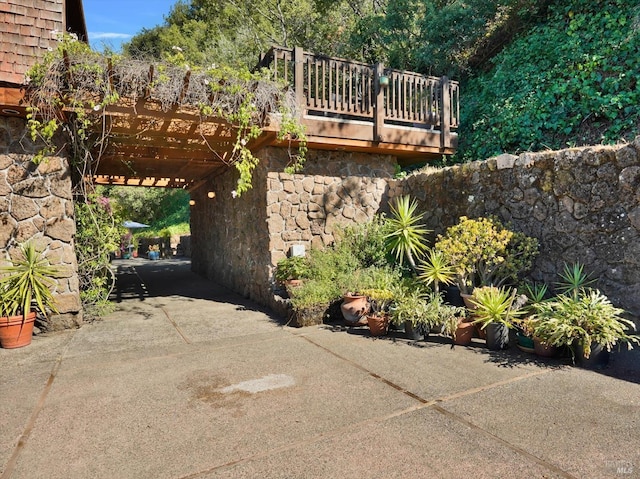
440,76,451,152
374,63,385,142
293,47,305,114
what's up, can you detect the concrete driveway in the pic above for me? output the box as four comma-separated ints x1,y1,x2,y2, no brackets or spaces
1,258,639,478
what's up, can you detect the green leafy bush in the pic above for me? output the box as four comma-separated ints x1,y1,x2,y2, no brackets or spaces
459,0,640,161
435,216,538,294
287,216,401,314
274,256,311,282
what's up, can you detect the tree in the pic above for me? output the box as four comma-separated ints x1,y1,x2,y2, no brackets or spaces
125,0,359,68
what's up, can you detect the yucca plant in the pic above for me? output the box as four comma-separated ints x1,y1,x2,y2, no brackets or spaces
555,262,595,299
471,286,524,329
418,248,455,294
385,195,430,273
0,242,60,319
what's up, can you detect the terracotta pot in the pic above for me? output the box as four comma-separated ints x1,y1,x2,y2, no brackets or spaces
533,337,559,357
367,314,389,336
341,294,370,325
0,312,37,349
475,322,487,340
454,321,474,346
285,279,303,289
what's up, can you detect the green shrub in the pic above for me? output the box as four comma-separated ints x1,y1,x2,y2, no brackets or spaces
336,215,391,269
459,0,640,161
274,256,311,282
435,216,538,294
287,216,402,314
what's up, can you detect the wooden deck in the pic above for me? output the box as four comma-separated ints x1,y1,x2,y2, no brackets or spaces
1,47,459,188
257,46,459,162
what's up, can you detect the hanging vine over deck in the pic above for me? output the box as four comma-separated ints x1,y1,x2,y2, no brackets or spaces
23,35,306,317
25,35,307,195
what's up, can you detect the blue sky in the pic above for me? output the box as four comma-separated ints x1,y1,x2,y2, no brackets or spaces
83,0,177,51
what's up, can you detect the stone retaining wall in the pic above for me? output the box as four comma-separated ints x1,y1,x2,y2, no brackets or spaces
193,139,640,318
190,147,395,306
0,116,82,330
395,139,640,316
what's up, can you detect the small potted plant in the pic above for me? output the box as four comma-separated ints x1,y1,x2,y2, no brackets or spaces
514,282,548,352
274,256,310,288
362,288,394,336
440,303,470,345
531,287,639,368
0,243,60,349
390,284,430,340
471,286,524,350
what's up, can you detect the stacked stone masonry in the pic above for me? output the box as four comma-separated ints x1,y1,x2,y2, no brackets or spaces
190,147,395,306
395,139,640,316
0,116,81,330
191,140,640,318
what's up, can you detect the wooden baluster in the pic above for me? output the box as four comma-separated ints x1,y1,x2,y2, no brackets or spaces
306,55,311,109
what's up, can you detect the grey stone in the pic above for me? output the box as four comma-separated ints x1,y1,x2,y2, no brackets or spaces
615,145,638,168
495,153,517,170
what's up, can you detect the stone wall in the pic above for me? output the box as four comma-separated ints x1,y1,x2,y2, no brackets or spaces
0,116,81,330
190,139,640,318
190,147,395,306
395,139,640,316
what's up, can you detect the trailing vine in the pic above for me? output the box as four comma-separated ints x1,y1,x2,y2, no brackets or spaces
24,33,307,315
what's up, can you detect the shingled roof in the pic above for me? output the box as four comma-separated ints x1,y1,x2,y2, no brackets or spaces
0,0,87,86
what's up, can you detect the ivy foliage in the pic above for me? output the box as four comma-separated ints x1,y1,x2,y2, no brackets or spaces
459,0,640,160
74,195,123,318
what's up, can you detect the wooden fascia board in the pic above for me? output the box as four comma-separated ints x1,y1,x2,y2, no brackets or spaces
0,86,26,112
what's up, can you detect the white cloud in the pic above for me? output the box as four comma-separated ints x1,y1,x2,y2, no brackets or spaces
90,32,133,40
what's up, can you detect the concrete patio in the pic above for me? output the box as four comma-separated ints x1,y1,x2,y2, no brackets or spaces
1,258,638,479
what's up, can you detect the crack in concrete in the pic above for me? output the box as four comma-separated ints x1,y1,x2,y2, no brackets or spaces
1,332,76,479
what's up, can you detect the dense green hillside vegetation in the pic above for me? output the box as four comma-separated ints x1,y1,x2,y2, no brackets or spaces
459,0,640,161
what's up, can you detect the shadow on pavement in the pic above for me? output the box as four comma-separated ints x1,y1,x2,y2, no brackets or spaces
109,257,286,324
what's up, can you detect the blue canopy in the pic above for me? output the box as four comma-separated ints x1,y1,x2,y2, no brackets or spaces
123,221,150,228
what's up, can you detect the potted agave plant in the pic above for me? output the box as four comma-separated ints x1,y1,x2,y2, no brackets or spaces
0,243,59,349
471,286,524,350
362,288,394,336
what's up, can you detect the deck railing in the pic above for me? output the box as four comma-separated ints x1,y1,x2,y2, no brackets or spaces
256,46,459,150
